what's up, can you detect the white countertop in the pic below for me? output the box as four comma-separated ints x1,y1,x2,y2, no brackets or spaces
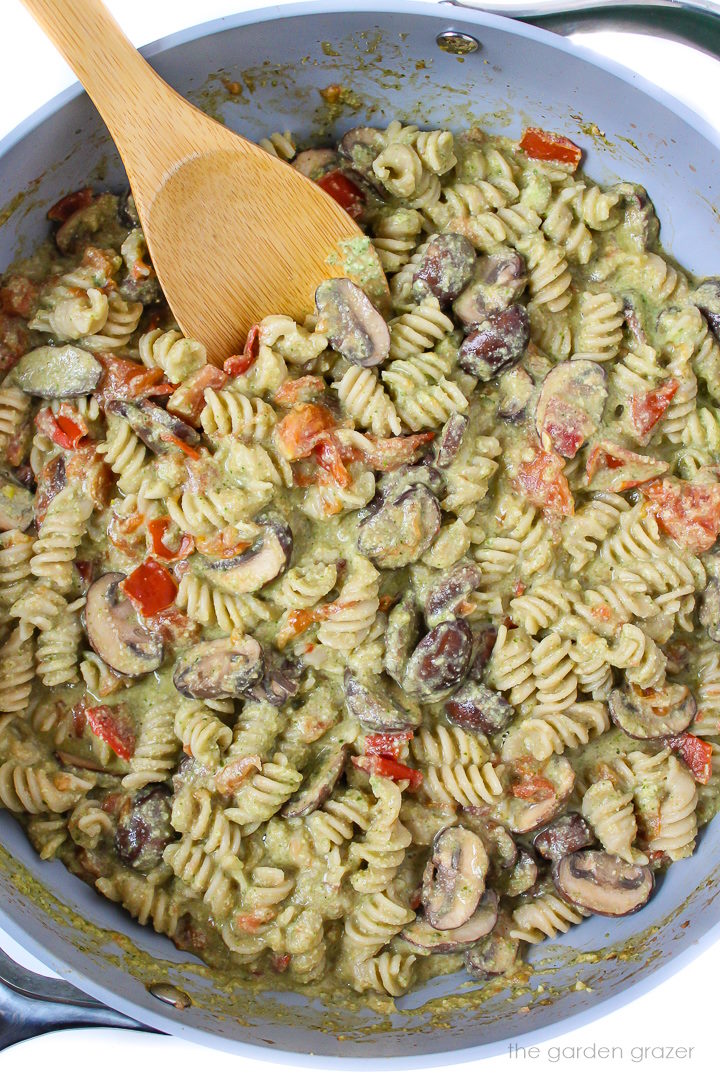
1,1,720,1075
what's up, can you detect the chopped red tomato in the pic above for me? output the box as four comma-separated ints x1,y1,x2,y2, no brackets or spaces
147,517,194,561
316,170,365,219
273,376,327,406
359,432,435,471
0,275,38,318
510,775,556,801
35,406,88,450
665,733,713,785
122,557,178,616
97,353,175,405
47,187,94,223
364,732,413,759
313,433,351,487
539,397,589,458
224,324,260,376
629,378,679,444
514,446,574,517
586,440,668,492
352,754,423,790
519,127,582,168
166,364,227,424
643,478,720,553
275,403,337,460
276,607,318,648
85,705,136,761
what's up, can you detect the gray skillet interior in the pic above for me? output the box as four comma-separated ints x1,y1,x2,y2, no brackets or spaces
1,0,720,1061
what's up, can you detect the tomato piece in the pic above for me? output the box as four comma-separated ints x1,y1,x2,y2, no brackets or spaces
97,354,176,405
147,517,195,561
85,705,136,761
1,275,38,318
316,170,366,219
270,953,292,973
665,733,713,785
519,127,582,168
273,376,327,406
629,378,679,444
359,432,435,471
35,406,88,450
121,557,178,616
47,187,94,223
364,732,413,759
276,607,318,648
166,363,227,424
643,478,720,553
313,433,351,488
514,446,574,517
275,403,337,461
586,440,668,492
224,324,260,376
352,754,423,790
510,775,556,800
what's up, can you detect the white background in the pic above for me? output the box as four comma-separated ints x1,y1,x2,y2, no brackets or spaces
1,0,720,1076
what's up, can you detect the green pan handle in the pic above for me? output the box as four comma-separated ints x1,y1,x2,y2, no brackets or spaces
446,1,720,60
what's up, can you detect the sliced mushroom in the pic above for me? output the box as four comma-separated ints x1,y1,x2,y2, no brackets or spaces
424,562,482,627
453,250,527,326
384,594,420,686
501,756,575,834
380,463,446,501
700,563,720,642
497,366,534,422
422,826,489,930
173,636,264,699
54,192,119,255
401,890,498,954
200,519,292,594
0,472,34,531
338,126,386,183
496,849,538,897
282,743,349,818
344,670,418,732
118,190,140,228
315,278,389,367
463,815,517,871
533,813,595,862
464,913,520,979
403,619,473,702
11,345,102,398
117,272,163,306
554,850,654,917
446,680,513,736
412,233,476,305
106,399,200,453
115,785,175,872
358,483,441,569
435,413,468,468
614,182,659,251
85,572,163,677
245,656,300,707
608,684,696,739
535,360,608,459
691,278,720,340
469,625,499,680
293,148,337,179
458,305,530,381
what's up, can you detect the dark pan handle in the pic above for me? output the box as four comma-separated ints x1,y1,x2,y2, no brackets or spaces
0,946,154,1050
448,1,720,60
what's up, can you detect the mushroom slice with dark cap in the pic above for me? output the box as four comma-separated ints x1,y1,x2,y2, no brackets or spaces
446,681,513,736
384,593,420,686
459,305,530,381
115,786,176,873
401,890,498,954
434,413,468,468
199,518,292,594
344,670,418,733
495,849,538,898
422,826,489,930
608,684,695,740
338,126,386,183
553,850,654,917
282,743,349,818
85,572,163,677
293,148,337,179
464,913,519,979
691,278,720,339
533,813,595,862
0,473,34,531
106,399,200,454
700,557,720,642
315,278,390,367
424,563,482,628
358,484,441,569
173,635,264,699
11,345,102,398
412,233,476,305
403,619,473,702
453,249,527,326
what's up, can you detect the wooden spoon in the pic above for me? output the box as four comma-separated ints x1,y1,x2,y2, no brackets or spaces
22,0,387,364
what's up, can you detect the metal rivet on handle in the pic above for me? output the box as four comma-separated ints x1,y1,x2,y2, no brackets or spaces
147,982,192,1009
436,30,480,55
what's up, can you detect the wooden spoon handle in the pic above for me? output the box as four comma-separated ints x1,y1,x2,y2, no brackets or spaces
20,0,192,189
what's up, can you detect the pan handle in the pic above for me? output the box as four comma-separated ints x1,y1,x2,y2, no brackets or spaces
0,945,155,1050
445,0,720,60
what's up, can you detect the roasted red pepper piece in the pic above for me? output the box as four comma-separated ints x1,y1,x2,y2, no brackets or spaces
224,324,261,376
514,446,574,517
629,378,679,443
35,406,88,450
166,364,227,424
665,732,713,785
47,187,94,223
519,128,582,168
122,557,178,616
147,517,194,561
352,753,423,790
275,403,337,460
316,170,365,219
643,477,720,553
313,433,351,487
97,353,176,404
85,704,136,761
364,732,413,759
